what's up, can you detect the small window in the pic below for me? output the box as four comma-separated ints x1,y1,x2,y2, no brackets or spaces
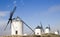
16,31,18,34
37,33,39,34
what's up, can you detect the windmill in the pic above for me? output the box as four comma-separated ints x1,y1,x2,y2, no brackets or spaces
55,30,59,35
4,6,34,35
45,24,51,34
4,6,16,30
34,22,43,35
11,16,34,35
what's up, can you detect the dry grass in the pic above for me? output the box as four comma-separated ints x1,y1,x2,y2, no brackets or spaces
0,34,60,37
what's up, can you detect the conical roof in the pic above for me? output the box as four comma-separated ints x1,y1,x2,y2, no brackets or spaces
46,27,50,29
16,16,20,20
12,16,20,21
36,26,42,29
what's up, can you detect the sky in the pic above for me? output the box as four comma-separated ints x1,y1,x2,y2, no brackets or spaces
0,0,60,35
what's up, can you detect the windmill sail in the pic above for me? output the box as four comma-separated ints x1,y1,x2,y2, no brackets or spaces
48,24,51,31
40,22,44,32
19,17,34,33
4,6,16,30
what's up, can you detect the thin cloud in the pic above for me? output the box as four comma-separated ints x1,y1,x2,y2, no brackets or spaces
0,11,10,17
0,20,10,35
42,5,60,16
48,5,60,13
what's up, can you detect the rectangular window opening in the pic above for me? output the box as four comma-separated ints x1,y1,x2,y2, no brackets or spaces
16,30,18,34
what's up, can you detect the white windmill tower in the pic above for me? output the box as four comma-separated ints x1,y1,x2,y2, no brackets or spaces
11,17,23,35
45,24,51,34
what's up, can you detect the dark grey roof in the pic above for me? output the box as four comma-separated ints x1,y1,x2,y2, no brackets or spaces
16,16,20,19
12,16,20,21
36,26,42,29
46,27,50,29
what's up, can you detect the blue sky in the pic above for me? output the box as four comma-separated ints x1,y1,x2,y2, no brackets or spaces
0,0,60,35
